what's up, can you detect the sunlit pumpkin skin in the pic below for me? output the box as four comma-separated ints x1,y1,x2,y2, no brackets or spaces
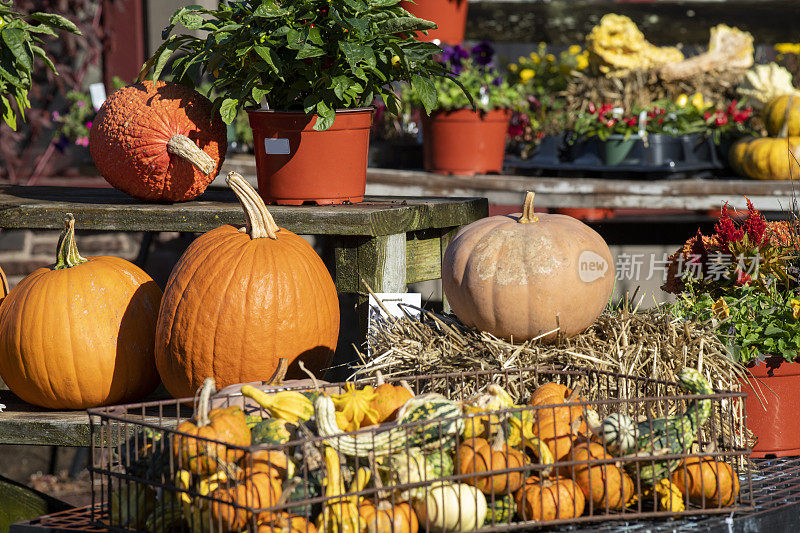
765,94,800,137
90,80,227,202
671,456,740,507
515,474,585,521
155,172,340,399
0,215,161,409
443,192,614,342
258,514,318,533
458,437,526,495
738,136,800,180
531,414,578,462
0,265,8,303
359,500,419,533
727,137,756,177
211,470,283,532
371,382,414,423
562,442,633,510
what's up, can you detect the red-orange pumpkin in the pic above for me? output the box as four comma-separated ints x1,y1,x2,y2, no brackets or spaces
90,80,227,202
155,172,340,399
0,215,162,409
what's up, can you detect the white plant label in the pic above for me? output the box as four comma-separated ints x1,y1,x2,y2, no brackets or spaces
89,83,107,111
265,138,291,155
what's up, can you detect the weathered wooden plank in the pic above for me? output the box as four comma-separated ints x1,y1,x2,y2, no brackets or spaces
0,391,92,447
0,186,486,236
355,234,408,341
0,475,71,533
466,0,800,44
334,237,360,293
406,230,442,284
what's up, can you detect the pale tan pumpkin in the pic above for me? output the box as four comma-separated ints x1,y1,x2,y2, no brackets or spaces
442,192,614,342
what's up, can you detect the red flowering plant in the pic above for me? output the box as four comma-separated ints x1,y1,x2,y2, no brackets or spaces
666,200,800,364
572,102,644,141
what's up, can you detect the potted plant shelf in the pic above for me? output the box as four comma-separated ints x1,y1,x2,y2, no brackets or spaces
404,42,522,176
142,0,452,205
664,201,800,457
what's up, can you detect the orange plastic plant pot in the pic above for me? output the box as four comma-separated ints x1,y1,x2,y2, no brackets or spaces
741,357,800,457
401,0,468,44
421,108,510,176
247,108,373,205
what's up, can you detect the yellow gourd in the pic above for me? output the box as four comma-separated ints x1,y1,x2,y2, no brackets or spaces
331,384,381,432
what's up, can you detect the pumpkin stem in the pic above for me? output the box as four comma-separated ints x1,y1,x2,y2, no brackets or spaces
166,134,216,175
54,214,88,270
195,377,216,427
491,426,508,451
267,358,289,386
226,172,280,240
297,360,320,393
400,380,415,395
518,191,539,223
779,94,795,139
375,371,385,386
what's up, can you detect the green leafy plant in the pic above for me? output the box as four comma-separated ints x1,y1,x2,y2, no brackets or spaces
0,1,82,130
401,42,521,112
140,0,454,131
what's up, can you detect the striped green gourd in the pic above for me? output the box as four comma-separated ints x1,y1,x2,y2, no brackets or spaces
315,393,463,457
484,494,516,525
602,368,713,485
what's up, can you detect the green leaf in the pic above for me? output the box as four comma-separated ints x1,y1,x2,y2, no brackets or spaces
411,73,436,114
314,100,335,131
331,75,352,100
29,45,56,74
369,0,402,6
376,16,436,35
2,28,32,71
219,97,239,124
339,42,367,67
28,12,81,35
1,93,16,130
254,0,291,18
764,324,786,337
296,43,326,60
341,0,369,11
26,25,57,37
251,86,269,103
254,45,282,74
345,17,368,36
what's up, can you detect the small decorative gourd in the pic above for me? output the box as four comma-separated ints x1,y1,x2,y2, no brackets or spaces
359,500,419,533
331,383,381,431
457,432,526,495
258,515,318,533
513,440,585,521
562,442,634,510
371,373,414,423
155,172,339,399
250,418,295,445
765,93,800,137
173,378,252,476
0,214,162,409
671,456,740,507
210,470,283,531
484,494,516,525
90,80,227,202
413,481,487,532
443,191,614,342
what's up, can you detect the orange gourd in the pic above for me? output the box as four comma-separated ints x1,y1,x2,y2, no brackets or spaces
529,383,594,439
359,500,419,533
258,515,318,533
531,414,580,462
155,172,340,398
174,378,252,476
671,456,740,507
370,375,414,423
443,191,614,342
562,442,634,510
242,449,293,480
0,215,162,409
515,475,586,521
458,435,526,495
90,80,227,202
211,470,283,532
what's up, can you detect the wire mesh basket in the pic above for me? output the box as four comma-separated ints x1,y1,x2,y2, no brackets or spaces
88,366,752,532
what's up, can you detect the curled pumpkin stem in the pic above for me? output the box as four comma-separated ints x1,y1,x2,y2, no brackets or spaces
226,171,279,240
55,214,88,270
166,134,216,175
518,191,539,223
194,377,216,427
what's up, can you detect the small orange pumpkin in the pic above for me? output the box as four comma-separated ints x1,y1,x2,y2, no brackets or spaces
531,414,579,462
258,514,318,533
155,172,340,399
370,375,414,423
90,80,227,202
211,470,283,532
0,214,162,409
563,442,634,510
458,434,526,495
174,378,252,476
671,456,740,507
515,475,585,521
359,500,419,533
241,449,293,480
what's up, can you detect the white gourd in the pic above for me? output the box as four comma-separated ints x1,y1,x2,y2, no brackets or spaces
601,412,637,455
413,482,487,532
737,63,800,110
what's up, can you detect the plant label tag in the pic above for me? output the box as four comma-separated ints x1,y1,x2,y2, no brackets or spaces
89,83,107,111
369,292,421,322
265,138,290,155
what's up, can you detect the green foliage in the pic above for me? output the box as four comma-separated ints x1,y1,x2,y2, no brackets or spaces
671,281,800,364
141,0,452,131
0,1,82,130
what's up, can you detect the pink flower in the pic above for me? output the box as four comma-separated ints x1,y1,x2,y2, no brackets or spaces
75,137,89,147
77,101,85,108
51,111,60,121
85,121,93,129
605,119,616,127
587,102,596,114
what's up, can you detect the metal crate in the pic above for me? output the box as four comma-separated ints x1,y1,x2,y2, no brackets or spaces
88,366,752,532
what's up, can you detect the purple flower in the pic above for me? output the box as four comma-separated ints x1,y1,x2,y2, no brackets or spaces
471,40,495,67
440,44,469,73
491,76,503,87
51,110,60,121
53,135,70,153
77,100,85,108
85,121,93,129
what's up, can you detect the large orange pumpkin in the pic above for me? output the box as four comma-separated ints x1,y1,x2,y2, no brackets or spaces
90,80,227,202
442,192,614,342
155,172,340,399
0,215,162,409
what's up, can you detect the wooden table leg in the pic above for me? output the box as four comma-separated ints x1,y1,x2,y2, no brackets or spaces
0,474,71,532
439,226,461,314
356,233,407,342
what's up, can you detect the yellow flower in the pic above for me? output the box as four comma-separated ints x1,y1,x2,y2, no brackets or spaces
519,68,535,82
518,56,527,64
509,64,518,72
791,299,800,319
529,52,538,60
775,43,800,55
676,94,689,108
545,54,556,63
391,55,401,66
712,298,730,320
691,93,705,109
575,55,588,70
568,44,582,55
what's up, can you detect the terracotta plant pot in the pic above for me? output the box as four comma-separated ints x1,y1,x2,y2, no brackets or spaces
740,357,800,457
247,108,373,205
422,109,510,176
400,0,468,44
